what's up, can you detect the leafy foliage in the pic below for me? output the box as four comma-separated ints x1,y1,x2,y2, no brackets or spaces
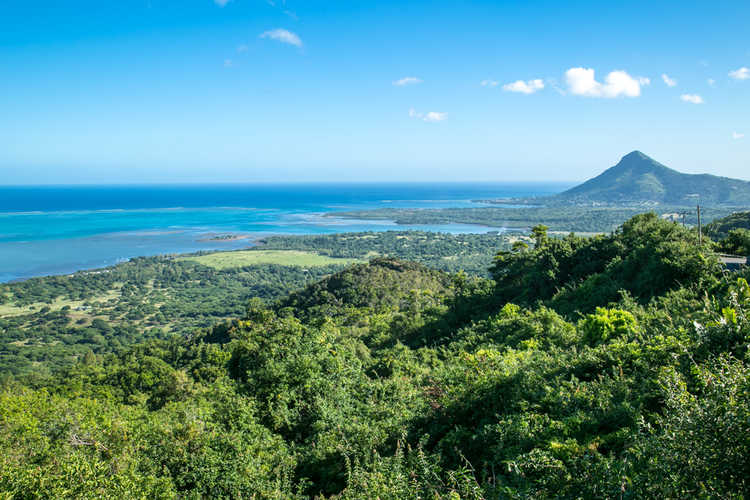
2,214,750,498
705,210,750,239
491,212,720,315
717,228,750,256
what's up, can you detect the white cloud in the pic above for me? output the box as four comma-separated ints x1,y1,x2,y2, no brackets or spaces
236,44,248,53
423,111,447,122
214,0,231,6
733,131,745,140
502,79,544,94
565,67,648,98
409,108,446,122
708,78,716,87
661,73,677,87
259,28,302,47
480,79,499,87
680,94,704,104
729,67,750,80
393,77,422,86
223,59,233,68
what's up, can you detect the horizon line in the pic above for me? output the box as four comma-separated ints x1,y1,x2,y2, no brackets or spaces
0,180,578,188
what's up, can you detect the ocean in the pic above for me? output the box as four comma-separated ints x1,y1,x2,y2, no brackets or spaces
0,183,568,282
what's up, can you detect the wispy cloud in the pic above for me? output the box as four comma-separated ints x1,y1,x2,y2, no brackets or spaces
214,0,231,6
236,44,248,53
223,59,233,68
260,28,302,47
480,79,499,87
393,77,422,86
424,111,447,122
409,108,446,122
680,94,704,104
729,67,750,80
547,78,566,95
733,131,745,140
661,73,677,87
707,78,716,87
565,67,649,98
502,79,544,94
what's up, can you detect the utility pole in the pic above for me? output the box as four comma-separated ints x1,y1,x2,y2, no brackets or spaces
697,204,702,246
678,211,689,227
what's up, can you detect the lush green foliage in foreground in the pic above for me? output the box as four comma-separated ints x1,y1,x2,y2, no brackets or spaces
2,214,750,498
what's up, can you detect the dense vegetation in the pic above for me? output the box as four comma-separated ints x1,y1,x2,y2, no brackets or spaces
2,213,749,498
0,232,510,376
717,229,750,256
706,211,750,256
706,210,750,238
0,256,348,377
257,231,507,274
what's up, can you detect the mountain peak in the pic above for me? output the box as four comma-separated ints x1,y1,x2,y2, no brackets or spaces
608,151,670,175
557,152,750,205
620,150,651,162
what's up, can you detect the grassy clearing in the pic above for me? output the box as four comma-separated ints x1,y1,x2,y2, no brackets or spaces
178,250,362,270
0,291,121,318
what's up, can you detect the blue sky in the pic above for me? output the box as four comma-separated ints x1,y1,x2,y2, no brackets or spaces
1,0,748,184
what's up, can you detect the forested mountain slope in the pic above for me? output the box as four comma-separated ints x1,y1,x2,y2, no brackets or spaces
1,214,749,498
557,150,750,205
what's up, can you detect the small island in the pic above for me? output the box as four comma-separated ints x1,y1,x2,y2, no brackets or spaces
199,233,252,242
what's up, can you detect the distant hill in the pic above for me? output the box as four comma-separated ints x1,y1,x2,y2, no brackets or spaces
277,257,453,321
705,211,750,238
556,151,750,205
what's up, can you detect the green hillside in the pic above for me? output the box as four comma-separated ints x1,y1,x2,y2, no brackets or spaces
706,210,750,238
558,151,750,205
2,214,750,498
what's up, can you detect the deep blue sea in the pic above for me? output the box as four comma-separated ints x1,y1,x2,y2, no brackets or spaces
0,183,568,282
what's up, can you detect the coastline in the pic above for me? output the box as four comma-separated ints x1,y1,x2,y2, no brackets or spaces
0,183,564,283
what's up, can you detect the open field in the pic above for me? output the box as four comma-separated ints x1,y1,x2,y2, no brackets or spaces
0,290,121,318
178,250,363,269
